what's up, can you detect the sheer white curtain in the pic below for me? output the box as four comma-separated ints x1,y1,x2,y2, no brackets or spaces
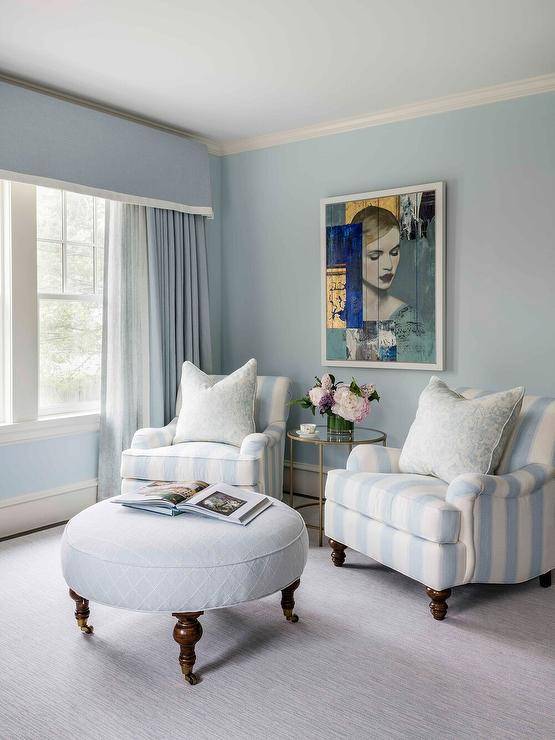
98,203,151,499
98,202,212,499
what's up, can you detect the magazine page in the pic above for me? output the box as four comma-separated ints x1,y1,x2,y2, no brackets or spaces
182,482,271,523
112,481,209,507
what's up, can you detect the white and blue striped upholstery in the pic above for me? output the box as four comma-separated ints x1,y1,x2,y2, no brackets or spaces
122,442,260,486
122,374,292,500
326,471,459,544
325,503,466,591
325,390,554,591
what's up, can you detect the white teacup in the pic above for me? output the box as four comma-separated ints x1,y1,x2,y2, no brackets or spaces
300,423,317,435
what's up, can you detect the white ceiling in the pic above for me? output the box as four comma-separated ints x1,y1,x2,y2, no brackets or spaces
0,0,554,146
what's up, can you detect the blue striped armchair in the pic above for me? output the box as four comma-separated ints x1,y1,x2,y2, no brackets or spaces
324,389,555,619
121,375,292,500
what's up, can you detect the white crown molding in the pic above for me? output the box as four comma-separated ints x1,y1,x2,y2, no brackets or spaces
2,70,554,158
219,73,555,155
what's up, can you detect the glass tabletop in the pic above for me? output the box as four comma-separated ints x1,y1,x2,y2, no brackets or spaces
287,426,386,445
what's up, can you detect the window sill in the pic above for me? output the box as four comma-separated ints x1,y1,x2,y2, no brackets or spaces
0,412,100,446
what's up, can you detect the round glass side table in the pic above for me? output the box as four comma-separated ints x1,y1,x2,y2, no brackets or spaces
287,426,387,546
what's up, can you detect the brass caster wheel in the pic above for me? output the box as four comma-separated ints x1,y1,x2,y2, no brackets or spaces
80,624,94,634
183,671,199,685
284,609,299,623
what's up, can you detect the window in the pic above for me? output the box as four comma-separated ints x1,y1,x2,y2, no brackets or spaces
0,179,106,430
37,188,105,414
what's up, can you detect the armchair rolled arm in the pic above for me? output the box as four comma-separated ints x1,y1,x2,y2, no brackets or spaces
447,463,554,503
346,445,401,474
240,422,285,457
131,417,178,449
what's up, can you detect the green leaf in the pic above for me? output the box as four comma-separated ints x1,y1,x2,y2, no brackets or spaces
349,378,362,396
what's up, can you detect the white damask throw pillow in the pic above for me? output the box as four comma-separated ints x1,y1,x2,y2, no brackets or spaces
399,377,524,483
174,359,257,447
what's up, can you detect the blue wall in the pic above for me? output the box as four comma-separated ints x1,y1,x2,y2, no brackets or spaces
220,93,555,465
0,432,98,502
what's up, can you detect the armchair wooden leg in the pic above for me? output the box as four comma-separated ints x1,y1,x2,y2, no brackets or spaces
329,539,347,567
426,586,451,621
172,612,204,685
539,571,551,588
69,589,94,634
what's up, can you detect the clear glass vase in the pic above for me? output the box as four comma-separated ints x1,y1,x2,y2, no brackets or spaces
327,413,354,439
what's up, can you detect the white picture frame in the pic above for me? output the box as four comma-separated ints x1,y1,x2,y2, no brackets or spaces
320,181,445,370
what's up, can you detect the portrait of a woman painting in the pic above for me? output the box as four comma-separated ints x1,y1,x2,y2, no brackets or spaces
321,182,444,369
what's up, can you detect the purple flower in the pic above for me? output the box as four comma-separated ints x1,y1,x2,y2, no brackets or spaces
318,391,334,414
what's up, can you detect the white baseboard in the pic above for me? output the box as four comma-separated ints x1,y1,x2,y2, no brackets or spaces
0,479,97,538
283,460,333,499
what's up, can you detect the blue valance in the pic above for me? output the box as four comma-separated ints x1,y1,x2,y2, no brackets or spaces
0,80,212,216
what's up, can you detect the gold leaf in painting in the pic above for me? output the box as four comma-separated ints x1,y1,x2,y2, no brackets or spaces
345,196,399,223
326,266,346,328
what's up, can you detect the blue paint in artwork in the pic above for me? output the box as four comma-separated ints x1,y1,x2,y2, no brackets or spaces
326,223,362,328
378,321,397,362
379,344,397,362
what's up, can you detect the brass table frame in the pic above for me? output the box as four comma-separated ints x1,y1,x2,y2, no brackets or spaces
287,427,387,546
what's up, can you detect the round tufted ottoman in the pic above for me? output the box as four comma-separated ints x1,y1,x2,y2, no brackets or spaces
61,497,308,684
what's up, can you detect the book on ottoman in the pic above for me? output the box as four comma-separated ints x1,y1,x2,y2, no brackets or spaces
112,481,272,525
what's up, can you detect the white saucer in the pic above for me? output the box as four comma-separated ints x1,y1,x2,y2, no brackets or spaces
296,429,319,438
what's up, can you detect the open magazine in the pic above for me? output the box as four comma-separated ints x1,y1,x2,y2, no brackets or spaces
111,480,272,525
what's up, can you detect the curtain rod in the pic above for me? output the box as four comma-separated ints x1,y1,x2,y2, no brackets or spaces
0,71,220,154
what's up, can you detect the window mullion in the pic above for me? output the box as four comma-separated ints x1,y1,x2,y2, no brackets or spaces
92,198,97,294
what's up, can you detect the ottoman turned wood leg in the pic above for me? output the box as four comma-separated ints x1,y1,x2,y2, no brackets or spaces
281,579,300,622
426,586,452,620
539,571,551,587
172,612,204,685
329,539,347,566
69,589,93,634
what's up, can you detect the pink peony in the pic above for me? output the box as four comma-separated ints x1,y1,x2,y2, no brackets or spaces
308,386,326,406
331,386,370,422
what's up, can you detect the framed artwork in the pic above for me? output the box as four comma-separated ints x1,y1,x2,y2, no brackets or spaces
321,181,444,370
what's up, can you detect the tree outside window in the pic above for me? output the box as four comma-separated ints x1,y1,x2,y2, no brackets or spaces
37,187,104,414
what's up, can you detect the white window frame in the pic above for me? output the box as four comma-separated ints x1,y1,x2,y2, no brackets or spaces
9,180,38,423
0,180,101,442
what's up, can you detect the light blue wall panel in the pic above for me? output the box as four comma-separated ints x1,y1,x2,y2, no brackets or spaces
221,93,555,467
0,432,99,502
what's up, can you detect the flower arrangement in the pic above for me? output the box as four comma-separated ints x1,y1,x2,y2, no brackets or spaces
292,373,379,436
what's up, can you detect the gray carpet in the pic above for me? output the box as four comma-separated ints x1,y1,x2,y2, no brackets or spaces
1,524,553,740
